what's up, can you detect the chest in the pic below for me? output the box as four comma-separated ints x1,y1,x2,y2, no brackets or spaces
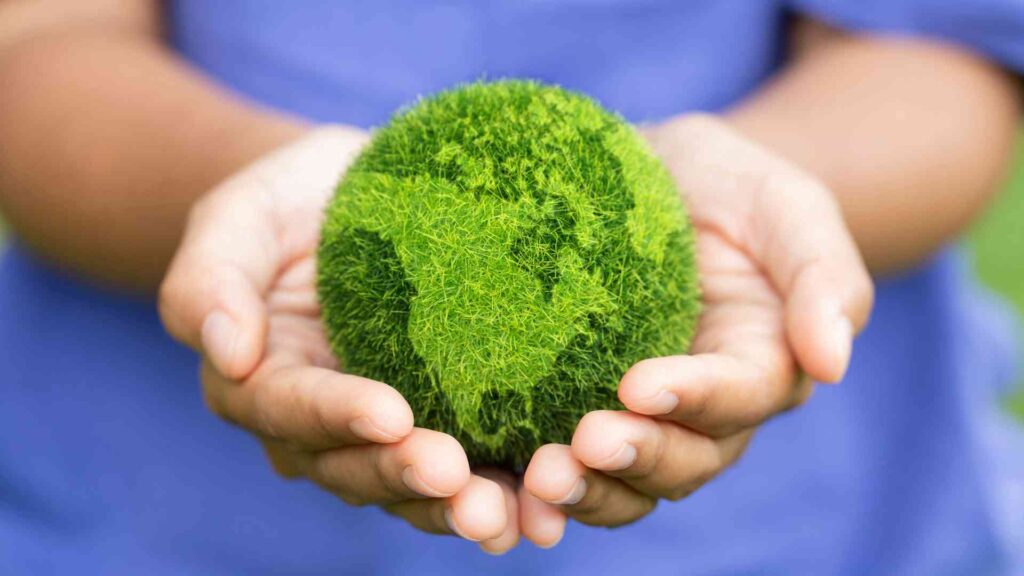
168,0,786,124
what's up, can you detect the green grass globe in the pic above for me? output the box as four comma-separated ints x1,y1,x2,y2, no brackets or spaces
317,80,700,468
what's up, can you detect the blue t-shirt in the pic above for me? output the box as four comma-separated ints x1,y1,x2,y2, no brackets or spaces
1,1,1022,574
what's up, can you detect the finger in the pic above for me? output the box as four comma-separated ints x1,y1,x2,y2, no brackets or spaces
262,438,303,478
158,127,366,379
571,411,751,501
301,428,470,505
618,353,810,437
202,360,413,449
753,173,874,383
385,475,507,542
159,188,280,380
524,444,656,528
518,485,567,549
476,469,521,555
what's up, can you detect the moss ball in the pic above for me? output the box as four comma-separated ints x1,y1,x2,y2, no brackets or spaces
317,80,700,468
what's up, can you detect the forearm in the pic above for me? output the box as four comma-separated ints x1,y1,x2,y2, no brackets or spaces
0,4,306,292
722,25,1021,274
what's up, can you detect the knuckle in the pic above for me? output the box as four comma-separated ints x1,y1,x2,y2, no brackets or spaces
155,279,176,320
789,377,815,409
678,380,713,421
269,462,301,480
335,490,369,507
302,377,337,443
322,481,369,507
369,447,406,498
744,371,780,425
380,503,403,518
156,276,188,337
690,461,721,490
680,444,727,496
619,458,656,482
251,381,283,439
308,453,341,491
639,495,658,517
663,484,696,502
572,501,602,516
596,517,639,529
569,490,605,516
201,387,226,419
584,497,657,528
667,474,714,502
264,449,303,480
852,273,876,330
199,366,236,424
311,447,399,507
620,430,663,482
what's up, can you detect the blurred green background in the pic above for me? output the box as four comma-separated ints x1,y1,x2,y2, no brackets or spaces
0,144,1022,419
970,139,1024,419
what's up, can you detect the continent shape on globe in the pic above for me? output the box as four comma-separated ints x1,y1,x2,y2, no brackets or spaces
318,81,700,468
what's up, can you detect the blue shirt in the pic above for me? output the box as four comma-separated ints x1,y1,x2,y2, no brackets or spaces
2,1,1022,574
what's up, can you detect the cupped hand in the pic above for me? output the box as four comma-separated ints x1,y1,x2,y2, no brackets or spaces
158,126,519,554
524,115,874,534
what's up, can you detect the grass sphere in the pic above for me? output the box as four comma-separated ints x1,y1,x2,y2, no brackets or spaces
317,80,700,468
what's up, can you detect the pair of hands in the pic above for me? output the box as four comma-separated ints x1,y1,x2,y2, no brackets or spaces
159,115,873,554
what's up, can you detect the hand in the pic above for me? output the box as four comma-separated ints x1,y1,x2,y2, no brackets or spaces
159,126,520,553
523,115,874,533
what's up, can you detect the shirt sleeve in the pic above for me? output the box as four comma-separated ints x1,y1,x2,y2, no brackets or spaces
789,0,1024,74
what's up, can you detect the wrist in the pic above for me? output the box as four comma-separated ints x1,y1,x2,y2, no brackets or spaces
238,123,368,194
643,113,729,160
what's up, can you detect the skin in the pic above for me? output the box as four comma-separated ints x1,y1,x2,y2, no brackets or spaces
1,0,1020,555
525,115,869,531
0,0,303,291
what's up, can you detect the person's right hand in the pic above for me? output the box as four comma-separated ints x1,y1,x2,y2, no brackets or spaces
159,126,521,554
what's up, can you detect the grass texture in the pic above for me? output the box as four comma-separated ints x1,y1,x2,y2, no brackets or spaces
317,81,701,467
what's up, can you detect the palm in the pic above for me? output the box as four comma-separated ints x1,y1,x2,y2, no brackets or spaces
685,223,798,434
263,254,335,370
248,131,368,379
520,116,870,532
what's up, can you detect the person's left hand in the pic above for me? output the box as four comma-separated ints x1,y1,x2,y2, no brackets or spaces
521,115,874,535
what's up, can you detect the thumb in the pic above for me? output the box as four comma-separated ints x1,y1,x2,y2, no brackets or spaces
159,188,280,380
159,126,366,380
756,174,874,383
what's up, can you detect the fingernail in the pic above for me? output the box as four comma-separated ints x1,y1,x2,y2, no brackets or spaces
595,443,637,471
640,390,679,415
832,315,853,380
402,466,448,498
201,310,238,374
445,508,480,542
553,477,587,506
536,532,564,550
480,540,510,556
349,416,403,443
